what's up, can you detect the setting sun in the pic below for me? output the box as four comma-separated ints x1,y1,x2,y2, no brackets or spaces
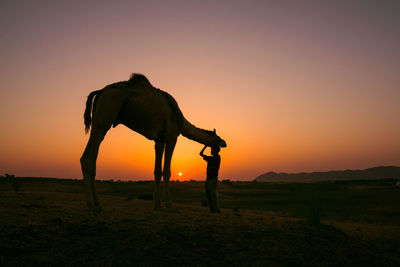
178,172,182,177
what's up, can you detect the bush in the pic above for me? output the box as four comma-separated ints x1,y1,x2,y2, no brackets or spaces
221,179,232,184
5,173,15,180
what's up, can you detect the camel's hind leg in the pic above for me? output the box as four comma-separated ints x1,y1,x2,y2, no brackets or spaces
81,90,124,213
153,140,165,210
80,128,107,213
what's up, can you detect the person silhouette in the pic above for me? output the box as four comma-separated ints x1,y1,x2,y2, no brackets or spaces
200,145,221,213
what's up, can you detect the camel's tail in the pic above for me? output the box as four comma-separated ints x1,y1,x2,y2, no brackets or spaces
83,89,103,134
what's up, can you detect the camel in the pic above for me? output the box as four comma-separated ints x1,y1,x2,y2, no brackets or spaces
80,73,227,213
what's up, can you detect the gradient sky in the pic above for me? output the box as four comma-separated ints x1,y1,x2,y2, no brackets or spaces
1,0,399,181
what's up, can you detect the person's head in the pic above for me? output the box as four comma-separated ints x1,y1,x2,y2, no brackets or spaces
211,146,220,156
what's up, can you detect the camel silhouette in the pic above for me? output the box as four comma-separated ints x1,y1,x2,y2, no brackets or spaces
81,74,227,213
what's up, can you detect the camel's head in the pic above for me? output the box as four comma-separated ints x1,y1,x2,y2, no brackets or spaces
212,129,227,148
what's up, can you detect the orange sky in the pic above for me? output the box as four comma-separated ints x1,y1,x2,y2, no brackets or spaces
1,1,399,181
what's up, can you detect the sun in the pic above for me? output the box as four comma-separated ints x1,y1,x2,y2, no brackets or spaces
178,172,182,177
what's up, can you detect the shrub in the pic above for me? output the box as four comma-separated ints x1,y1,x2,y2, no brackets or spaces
5,173,15,180
221,179,232,184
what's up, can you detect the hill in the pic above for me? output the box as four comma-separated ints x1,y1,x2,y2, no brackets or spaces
254,166,400,182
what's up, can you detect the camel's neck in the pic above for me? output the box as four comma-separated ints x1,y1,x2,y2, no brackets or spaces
181,118,217,146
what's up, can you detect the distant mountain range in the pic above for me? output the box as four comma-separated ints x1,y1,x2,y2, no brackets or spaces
254,166,400,182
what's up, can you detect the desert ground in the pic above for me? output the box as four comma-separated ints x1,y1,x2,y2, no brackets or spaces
1,177,399,266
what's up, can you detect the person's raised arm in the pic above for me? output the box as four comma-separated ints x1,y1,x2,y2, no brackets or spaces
200,145,207,157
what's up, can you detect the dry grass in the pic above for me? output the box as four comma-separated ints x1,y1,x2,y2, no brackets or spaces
0,178,399,266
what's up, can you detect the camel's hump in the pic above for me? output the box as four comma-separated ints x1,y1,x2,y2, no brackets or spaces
128,73,152,86
103,73,153,90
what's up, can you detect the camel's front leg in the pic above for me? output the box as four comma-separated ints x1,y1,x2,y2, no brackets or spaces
163,138,177,208
153,141,164,210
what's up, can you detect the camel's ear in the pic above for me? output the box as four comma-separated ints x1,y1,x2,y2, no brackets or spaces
213,128,216,134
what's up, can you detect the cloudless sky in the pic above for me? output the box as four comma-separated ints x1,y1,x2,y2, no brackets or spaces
1,0,399,181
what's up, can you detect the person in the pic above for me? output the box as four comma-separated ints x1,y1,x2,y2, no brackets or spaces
200,145,221,213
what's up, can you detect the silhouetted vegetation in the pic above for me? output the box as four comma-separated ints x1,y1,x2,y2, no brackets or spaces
1,173,16,180
1,174,20,192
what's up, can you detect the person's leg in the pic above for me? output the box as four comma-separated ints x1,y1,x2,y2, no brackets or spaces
210,179,220,213
205,179,215,212
213,179,220,213
206,178,220,213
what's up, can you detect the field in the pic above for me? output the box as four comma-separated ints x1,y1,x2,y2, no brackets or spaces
1,178,399,266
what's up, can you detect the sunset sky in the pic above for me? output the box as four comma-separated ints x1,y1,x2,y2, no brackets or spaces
1,0,399,181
